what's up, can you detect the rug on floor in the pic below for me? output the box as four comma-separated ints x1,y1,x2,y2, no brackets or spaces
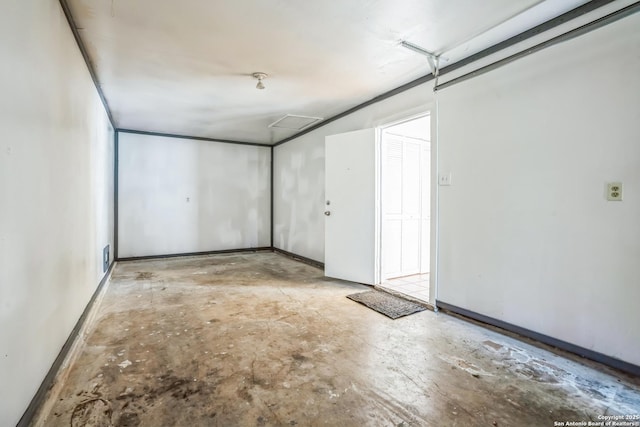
346,290,426,319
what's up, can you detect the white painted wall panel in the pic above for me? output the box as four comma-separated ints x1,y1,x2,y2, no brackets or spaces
273,84,433,262
437,14,640,366
118,133,270,258
0,2,114,425
273,11,639,368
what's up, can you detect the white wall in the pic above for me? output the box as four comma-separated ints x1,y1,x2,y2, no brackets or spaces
118,133,270,258
0,2,114,425
273,85,434,262
437,13,640,366
273,11,639,368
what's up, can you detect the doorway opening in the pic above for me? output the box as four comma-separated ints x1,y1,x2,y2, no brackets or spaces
378,113,431,303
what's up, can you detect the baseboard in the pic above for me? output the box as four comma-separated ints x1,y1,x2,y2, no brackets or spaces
272,247,325,269
117,247,272,262
17,261,116,427
117,248,325,271
436,300,640,377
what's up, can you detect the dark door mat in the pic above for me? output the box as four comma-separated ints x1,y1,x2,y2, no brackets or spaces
346,290,427,319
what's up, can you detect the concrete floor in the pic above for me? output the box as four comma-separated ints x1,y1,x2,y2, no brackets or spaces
34,252,640,426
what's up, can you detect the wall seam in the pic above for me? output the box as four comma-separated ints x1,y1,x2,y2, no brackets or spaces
270,146,274,248
58,0,115,128
117,128,271,148
114,130,119,260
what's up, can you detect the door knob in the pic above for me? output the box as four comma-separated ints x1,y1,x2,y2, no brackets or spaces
324,211,331,216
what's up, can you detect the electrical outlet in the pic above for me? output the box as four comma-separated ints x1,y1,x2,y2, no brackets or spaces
439,172,452,186
607,182,623,201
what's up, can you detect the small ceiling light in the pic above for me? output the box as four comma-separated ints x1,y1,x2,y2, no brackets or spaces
252,72,267,90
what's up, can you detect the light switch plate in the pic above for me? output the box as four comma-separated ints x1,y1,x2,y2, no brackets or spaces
439,172,452,186
607,182,623,201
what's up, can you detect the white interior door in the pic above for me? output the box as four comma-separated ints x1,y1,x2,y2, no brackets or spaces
381,132,428,280
325,128,378,285
381,136,403,278
420,142,431,274
400,138,422,275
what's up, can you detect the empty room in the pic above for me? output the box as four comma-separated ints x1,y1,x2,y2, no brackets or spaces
2,0,640,426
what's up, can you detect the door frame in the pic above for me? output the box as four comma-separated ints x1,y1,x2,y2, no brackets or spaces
376,110,438,304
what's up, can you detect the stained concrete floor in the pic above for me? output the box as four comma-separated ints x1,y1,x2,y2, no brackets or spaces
34,252,640,426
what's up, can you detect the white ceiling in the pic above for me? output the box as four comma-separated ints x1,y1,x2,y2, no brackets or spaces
67,0,589,144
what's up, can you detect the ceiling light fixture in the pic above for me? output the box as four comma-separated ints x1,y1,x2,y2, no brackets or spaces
252,72,268,90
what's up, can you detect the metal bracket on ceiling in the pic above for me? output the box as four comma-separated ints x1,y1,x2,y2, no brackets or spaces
400,40,446,78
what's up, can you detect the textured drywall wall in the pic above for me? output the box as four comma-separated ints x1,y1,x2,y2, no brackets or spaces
118,133,270,258
273,84,434,262
436,13,640,366
0,1,114,425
